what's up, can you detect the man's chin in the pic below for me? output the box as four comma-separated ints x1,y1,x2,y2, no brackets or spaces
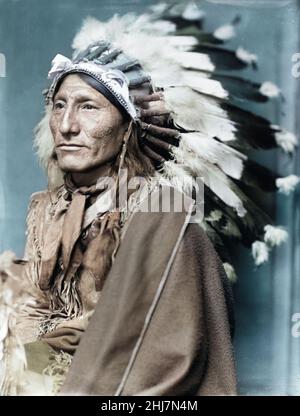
57,158,105,175
57,159,91,173
56,150,91,171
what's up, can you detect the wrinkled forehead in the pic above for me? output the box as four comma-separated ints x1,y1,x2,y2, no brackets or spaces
53,73,102,99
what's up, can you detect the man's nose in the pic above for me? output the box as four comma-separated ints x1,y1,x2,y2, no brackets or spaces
59,107,80,136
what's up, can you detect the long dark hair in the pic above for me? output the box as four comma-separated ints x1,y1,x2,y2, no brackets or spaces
111,122,155,180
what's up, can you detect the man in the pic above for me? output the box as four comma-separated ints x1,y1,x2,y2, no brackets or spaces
7,40,237,396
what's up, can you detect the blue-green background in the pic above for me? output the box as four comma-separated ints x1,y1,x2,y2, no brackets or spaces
0,0,299,395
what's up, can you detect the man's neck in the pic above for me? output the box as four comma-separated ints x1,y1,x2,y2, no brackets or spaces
70,163,114,187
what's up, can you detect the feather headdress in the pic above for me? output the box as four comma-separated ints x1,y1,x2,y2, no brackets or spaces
34,2,299,281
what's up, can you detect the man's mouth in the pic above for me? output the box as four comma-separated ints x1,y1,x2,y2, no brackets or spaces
57,144,86,152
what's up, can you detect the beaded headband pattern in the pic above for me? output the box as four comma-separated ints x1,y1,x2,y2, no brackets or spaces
47,53,137,119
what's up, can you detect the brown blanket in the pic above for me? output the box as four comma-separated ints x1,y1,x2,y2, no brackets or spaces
60,189,237,396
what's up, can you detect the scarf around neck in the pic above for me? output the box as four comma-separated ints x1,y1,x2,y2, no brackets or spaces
39,173,121,293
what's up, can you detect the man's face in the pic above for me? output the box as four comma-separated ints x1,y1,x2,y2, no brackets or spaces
49,74,127,173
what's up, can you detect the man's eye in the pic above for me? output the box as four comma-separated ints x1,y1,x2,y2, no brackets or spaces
54,102,65,110
82,104,96,110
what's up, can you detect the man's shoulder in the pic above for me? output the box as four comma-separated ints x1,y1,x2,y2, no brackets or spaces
29,187,62,202
27,187,63,212
29,190,49,202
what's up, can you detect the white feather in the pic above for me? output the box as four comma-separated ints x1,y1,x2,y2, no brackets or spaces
272,126,298,153
164,87,236,141
172,144,247,217
72,17,108,51
223,262,237,283
162,161,194,195
236,46,257,65
149,20,177,34
72,14,176,51
205,209,223,222
174,51,215,72
112,34,184,86
252,241,269,265
182,132,246,179
276,174,300,195
182,2,205,20
166,35,198,51
264,225,288,247
259,81,280,98
149,3,168,14
182,71,229,99
214,24,236,41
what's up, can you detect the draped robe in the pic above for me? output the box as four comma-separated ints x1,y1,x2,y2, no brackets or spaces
15,183,237,396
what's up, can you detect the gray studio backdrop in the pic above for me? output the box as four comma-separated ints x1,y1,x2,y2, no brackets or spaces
0,0,299,395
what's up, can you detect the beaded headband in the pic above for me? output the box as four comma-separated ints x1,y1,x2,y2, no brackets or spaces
47,53,137,119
